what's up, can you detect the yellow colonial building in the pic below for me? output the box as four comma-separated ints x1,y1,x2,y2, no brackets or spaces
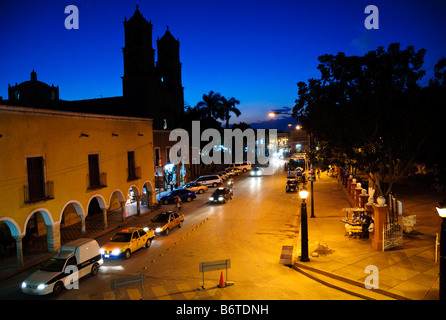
0,105,156,267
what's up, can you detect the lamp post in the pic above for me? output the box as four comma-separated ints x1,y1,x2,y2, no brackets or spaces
436,204,446,300
299,188,310,262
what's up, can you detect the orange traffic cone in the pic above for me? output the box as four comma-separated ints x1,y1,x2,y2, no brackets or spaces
218,272,225,288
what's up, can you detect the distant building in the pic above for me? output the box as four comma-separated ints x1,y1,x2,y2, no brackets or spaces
7,70,59,107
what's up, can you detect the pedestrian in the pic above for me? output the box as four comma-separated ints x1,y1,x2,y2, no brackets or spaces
317,169,321,179
175,195,182,211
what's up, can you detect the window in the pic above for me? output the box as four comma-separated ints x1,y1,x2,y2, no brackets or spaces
26,156,45,202
166,147,171,163
155,148,161,166
127,151,136,180
88,154,100,188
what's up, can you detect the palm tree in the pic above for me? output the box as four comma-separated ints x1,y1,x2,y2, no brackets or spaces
220,96,241,128
196,91,224,120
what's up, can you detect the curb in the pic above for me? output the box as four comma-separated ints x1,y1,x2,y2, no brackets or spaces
293,261,411,300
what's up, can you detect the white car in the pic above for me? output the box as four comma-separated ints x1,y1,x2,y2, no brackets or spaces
228,161,252,172
193,175,223,187
21,238,103,295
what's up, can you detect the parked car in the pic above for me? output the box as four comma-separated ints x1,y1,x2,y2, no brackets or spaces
21,238,103,295
100,227,155,259
228,161,252,172
181,182,208,194
214,171,229,180
250,167,264,176
286,178,298,192
225,167,242,176
192,175,223,187
209,187,233,204
160,188,196,204
147,211,184,236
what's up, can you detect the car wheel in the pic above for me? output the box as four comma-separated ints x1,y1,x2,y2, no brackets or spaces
145,238,152,248
212,183,218,187
124,249,131,259
186,196,192,202
198,189,204,194
179,220,183,228
163,199,169,205
53,281,64,295
243,168,247,172
165,228,170,236
90,263,99,276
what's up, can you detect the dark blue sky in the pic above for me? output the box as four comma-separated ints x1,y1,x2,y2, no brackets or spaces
1,0,445,128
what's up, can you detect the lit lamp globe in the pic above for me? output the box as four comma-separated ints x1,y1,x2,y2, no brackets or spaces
299,189,309,201
437,207,446,218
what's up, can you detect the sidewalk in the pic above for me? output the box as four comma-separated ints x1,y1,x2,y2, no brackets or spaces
0,189,173,281
293,173,441,300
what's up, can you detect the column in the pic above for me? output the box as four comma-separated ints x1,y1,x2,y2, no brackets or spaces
13,235,24,268
102,208,108,230
120,201,126,222
46,222,61,253
81,216,86,237
135,195,141,216
372,204,388,251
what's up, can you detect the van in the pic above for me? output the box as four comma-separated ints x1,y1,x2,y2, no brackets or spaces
192,175,223,187
229,161,252,172
21,238,103,295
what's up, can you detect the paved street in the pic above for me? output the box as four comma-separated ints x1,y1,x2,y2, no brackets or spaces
0,164,360,300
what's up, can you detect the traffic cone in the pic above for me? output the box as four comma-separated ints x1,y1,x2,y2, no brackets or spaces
218,272,225,288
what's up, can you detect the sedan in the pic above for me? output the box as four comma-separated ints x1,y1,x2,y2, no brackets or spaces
147,211,184,236
160,189,197,205
286,178,298,192
250,167,264,176
100,227,155,259
209,187,233,204
181,182,208,194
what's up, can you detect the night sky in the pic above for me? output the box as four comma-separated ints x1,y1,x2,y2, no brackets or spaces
1,0,445,129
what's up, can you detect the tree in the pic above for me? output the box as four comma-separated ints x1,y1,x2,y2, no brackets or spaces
220,96,241,128
196,91,224,120
294,43,434,197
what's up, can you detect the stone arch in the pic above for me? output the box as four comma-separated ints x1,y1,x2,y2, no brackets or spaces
0,217,22,238
85,194,108,234
142,180,155,210
59,200,85,244
23,208,59,253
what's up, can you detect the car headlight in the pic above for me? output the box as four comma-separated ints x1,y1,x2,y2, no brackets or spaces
37,284,47,290
112,249,121,256
218,196,224,201
155,227,162,233
21,282,27,288
100,248,105,254
143,227,149,232
209,196,214,201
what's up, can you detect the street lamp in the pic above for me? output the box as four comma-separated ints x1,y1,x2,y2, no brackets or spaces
436,203,446,300
299,188,310,262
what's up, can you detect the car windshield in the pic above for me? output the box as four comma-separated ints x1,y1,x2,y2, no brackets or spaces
111,232,132,242
152,213,170,223
213,189,226,195
40,258,66,272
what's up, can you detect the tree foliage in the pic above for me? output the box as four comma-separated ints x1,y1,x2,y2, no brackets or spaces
294,43,444,196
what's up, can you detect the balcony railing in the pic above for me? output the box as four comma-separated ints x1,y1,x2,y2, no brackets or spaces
127,166,141,181
24,181,54,204
87,172,107,190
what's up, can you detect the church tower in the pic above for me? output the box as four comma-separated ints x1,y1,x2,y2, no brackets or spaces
155,27,184,129
122,6,156,115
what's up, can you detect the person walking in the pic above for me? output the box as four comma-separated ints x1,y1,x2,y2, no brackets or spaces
175,195,182,211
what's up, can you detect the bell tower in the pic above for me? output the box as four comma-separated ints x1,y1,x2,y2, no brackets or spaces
155,27,184,128
122,6,156,115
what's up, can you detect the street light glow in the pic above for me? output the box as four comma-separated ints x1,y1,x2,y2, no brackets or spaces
299,189,309,200
437,207,446,218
